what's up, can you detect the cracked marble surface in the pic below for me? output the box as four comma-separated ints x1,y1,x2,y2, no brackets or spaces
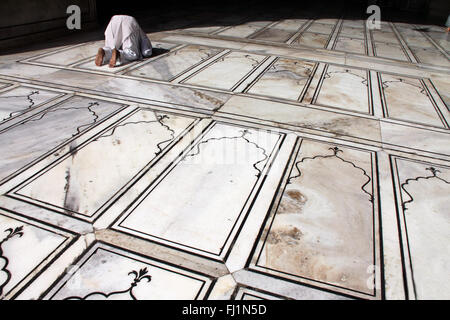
0,6,448,301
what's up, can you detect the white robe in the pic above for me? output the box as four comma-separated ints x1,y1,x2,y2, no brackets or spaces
103,15,152,64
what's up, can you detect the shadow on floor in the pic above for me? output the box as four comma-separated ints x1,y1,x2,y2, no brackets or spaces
2,0,447,56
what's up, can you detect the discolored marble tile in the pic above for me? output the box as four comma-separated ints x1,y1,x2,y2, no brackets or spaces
291,32,330,48
250,28,295,42
248,139,381,299
246,58,316,100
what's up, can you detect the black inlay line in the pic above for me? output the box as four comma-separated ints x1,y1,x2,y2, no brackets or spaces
0,226,24,297
0,90,39,121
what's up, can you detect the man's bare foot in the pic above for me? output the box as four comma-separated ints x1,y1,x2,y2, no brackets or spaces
95,48,105,66
109,49,119,68
447,27,450,33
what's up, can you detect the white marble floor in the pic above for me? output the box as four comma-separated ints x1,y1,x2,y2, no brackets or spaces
0,8,449,301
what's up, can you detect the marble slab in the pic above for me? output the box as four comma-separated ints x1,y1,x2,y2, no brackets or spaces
217,24,262,38
291,32,330,48
426,31,450,52
334,36,366,54
219,96,381,144
0,86,62,124
378,73,448,128
339,26,366,39
250,28,294,43
9,109,198,222
234,287,284,300
410,47,450,67
246,58,315,101
373,42,409,61
371,31,400,45
31,42,103,66
391,157,450,299
113,122,283,259
400,34,434,49
273,20,308,32
126,45,222,81
248,139,381,299
0,96,125,184
305,22,335,35
44,242,212,300
304,64,371,114
184,51,266,90
0,210,73,299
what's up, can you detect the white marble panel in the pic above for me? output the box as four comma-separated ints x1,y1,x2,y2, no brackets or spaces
401,34,434,49
0,87,61,124
251,28,294,42
247,58,315,100
292,32,330,48
45,242,211,300
249,139,381,299
306,22,335,35
410,47,450,66
184,51,266,90
32,42,103,66
339,26,366,39
0,96,125,183
379,73,447,128
114,122,282,258
371,31,400,44
273,20,307,32
0,210,72,299
12,110,197,221
217,24,262,38
373,42,409,61
307,64,370,114
126,45,221,81
392,158,450,299
334,37,366,54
